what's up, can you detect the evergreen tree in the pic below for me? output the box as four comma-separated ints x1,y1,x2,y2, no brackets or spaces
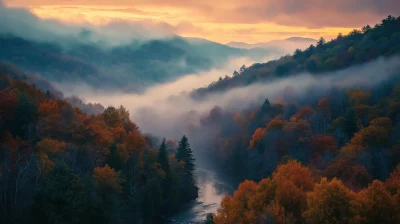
106,143,123,171
176,135,195,176
157,138,170,174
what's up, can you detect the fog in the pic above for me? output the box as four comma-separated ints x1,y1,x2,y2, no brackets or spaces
57,56,400,140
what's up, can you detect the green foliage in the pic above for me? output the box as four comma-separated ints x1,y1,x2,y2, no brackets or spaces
32,162,86,224
157,138,170,174
176,135,196,176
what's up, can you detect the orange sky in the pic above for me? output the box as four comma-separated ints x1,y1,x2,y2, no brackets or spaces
3,0,398,43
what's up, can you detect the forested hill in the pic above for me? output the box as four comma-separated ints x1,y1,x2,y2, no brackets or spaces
0,69,199,223
0,34,276,93
192,15,400,99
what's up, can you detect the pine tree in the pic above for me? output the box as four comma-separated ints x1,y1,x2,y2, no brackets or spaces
176,135,195,176
157,138,170,174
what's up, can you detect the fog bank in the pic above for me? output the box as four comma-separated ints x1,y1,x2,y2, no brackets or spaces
57,56,400,139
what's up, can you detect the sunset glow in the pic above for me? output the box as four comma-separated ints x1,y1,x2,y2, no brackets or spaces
3,0,394,43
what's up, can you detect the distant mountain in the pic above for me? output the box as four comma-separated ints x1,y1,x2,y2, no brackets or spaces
0,4,278,93
0,34,277,92
227,37,317,53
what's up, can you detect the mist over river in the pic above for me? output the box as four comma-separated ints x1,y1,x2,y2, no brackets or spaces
169,168,234,223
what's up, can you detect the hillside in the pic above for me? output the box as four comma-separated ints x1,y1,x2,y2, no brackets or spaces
193,16,400,99
227,37,317,52
182,16,400,224
0,34,278,92
0,69,198,223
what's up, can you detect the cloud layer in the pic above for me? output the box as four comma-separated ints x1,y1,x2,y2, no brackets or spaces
4,0,396,43
57,56,400,139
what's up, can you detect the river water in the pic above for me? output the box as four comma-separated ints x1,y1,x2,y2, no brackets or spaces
169,168,234,223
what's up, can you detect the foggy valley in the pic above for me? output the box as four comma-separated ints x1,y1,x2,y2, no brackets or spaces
1,1,400,224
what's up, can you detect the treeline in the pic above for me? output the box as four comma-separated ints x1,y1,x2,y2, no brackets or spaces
214,160,400,224
0,72,198,223
192,15,400,98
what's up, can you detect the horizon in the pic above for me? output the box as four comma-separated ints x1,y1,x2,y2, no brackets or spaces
2,0,397,44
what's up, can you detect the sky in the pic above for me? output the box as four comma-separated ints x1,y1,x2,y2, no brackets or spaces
2,0,399,43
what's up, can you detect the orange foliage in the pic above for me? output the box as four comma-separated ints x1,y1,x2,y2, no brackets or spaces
317,97,330,113
93,164,124,192
266,115,285,131
126,129,146,157
272,160,314,220
214,180,258,224
249,128,265,149
38,100,60,117
351,180,399,224
385,165,400,195
303,178,355,224
291,106,315,122
309,135,337,156
35,138,66,154
347,89,371,105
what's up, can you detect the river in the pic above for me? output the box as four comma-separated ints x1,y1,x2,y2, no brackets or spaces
169,168,234,223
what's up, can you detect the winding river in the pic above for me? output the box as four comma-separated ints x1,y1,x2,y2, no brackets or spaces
169,168,234,223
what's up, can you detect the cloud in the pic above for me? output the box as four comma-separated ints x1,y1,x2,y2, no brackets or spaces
57,56,400,140
0,3,181,45
8,0,398,28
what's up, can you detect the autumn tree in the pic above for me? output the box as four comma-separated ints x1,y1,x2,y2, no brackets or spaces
303,178,355,224
351,180,399,224
272,160,314,222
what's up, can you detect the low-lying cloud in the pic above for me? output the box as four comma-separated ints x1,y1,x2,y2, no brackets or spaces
58,56,400,140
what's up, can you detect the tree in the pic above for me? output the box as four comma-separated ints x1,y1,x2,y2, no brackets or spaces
176,135,195,176
239,65,247,74
303,178,355,224
32,162,86,224
157,138,170,174
317,37,326,47
351,180,399,224
93,165,123,193
272,160,314,222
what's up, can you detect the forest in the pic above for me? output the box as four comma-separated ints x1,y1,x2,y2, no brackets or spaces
0,72,199,223
0,13,400,224
192,15,400,99
186,16,400,224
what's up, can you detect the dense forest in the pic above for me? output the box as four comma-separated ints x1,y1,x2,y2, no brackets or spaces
185,16,400,223
0,71,199,223
192,15,400,99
